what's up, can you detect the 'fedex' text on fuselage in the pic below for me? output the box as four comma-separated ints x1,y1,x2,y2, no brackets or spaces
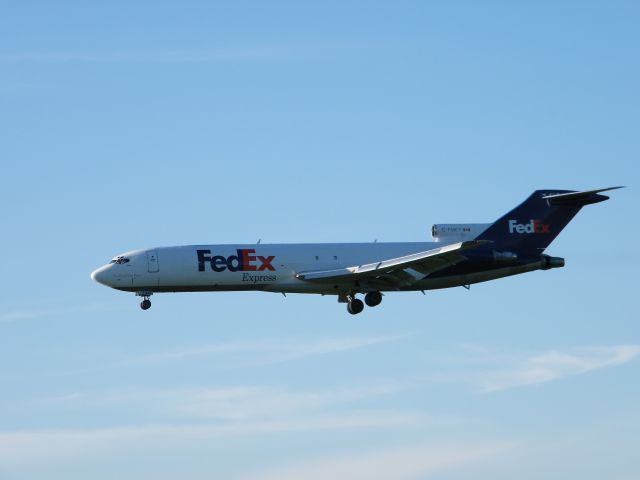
197,249,276,272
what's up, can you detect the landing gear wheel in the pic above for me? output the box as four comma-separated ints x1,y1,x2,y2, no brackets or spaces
347,298,364,315
364,291,382,307
140,299,151,310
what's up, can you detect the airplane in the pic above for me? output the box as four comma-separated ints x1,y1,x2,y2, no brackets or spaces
91,187,622,314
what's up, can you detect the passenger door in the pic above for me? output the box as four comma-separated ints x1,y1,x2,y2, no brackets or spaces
146,250,159,273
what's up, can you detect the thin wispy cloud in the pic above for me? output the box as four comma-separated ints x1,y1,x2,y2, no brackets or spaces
38,382,406,422
0,411,425,467
178,384,403,420
0,303,113,323
8,380,425,467
244,443,513,480
117,334,409,368
479,345,640,393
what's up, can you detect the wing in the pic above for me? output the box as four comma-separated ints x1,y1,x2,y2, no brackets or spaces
296,240,490,288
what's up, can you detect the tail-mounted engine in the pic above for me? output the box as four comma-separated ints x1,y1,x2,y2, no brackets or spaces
493,251,518,264
540,254,565,270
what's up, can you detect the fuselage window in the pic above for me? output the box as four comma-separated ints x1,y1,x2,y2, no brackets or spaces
110,256,130,264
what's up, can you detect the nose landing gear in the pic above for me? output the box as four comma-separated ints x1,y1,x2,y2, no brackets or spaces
136,292,153,310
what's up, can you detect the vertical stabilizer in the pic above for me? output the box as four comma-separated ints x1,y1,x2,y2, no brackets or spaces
476,187,622,254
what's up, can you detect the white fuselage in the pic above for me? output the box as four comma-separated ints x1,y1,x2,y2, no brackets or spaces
92,242,437,294
91,241,547,297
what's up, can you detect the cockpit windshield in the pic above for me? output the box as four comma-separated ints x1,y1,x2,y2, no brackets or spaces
109,256,130,264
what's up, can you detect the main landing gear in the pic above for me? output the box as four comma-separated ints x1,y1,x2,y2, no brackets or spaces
136,292,153,310
364,291,382,307
343,291,383,315
347,298,364,315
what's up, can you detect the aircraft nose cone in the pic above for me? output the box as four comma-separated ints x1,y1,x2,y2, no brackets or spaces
91,265,110,286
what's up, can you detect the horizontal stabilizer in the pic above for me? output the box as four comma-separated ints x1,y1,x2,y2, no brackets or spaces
542,186,625,206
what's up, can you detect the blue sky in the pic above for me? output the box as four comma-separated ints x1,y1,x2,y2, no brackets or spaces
1,1,639,478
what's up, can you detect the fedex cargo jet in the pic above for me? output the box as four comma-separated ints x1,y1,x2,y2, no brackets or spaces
91,187,622,314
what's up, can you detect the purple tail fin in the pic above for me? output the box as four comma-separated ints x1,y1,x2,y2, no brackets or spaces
476,188,620,255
